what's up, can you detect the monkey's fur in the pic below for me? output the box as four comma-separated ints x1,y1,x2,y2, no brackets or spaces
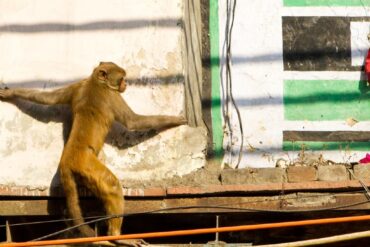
0,62,186,246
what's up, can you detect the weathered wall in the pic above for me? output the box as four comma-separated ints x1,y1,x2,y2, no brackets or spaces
0,0,207,187
213,0,370,168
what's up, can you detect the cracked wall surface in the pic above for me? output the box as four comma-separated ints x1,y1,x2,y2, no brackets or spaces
0,0,207,187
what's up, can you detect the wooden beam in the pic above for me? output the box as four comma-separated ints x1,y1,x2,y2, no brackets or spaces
0,193,369,216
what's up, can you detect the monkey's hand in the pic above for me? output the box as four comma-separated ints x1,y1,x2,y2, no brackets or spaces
0,88,14,100
179,115,188,125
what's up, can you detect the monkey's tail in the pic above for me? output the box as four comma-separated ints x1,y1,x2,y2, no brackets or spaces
60,167,96,237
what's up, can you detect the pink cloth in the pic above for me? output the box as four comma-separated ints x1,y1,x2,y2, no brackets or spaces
366,49,370,82
360,153,370,164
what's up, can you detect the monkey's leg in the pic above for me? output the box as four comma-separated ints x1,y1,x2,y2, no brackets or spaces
59,164,96,238
79,155,146,247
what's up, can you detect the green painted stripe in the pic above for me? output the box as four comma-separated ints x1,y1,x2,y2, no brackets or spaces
284,80,370,121
283,141,370,151
210,0,223,158
283,130,370,142
284,0,370,6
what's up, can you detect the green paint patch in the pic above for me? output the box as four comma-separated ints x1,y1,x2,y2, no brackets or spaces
284,80,370,121
284,0,370,6
283,141,370,151
210,0,223,158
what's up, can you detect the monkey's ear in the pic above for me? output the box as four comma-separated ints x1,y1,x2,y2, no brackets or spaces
98,69,108,81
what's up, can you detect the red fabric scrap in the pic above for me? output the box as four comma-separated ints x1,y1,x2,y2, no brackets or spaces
366,49,370,82
359,153,370,164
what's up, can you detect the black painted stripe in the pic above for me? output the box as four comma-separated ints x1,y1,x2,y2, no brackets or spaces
282,16,370,71
284,131,370,142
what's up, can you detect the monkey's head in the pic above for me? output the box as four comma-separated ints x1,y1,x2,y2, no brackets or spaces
94,62,127,93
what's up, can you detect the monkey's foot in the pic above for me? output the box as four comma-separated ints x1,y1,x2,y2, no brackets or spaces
111,239,148,247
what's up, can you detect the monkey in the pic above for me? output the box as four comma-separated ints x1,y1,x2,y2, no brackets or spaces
0,62,186,246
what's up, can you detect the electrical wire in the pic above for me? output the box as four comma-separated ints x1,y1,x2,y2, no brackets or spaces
1,190,369,241
223,0,244,168
0,216,103,229
346,166,370,201
6,214,370,247
29,205,370,242
27,198,370,242
254,229,370,247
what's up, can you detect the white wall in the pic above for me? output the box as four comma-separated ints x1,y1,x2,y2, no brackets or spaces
218,0,370,168
0,0,206,187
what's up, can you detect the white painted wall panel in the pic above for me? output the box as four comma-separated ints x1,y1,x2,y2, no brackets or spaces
0,0,206,187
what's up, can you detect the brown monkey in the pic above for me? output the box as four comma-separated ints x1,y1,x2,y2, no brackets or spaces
0,62,186,246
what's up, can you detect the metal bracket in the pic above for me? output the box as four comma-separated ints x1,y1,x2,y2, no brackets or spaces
6,220,12,243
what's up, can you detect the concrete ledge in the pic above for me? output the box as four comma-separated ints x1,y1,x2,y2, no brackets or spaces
353,164,370,180
1,165,367,198
287,166,317,182
317,165,349,181
221,168,286,184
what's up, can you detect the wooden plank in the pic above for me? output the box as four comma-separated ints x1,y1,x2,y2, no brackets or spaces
0,193,369,216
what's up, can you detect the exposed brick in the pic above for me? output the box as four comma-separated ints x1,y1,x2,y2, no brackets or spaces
353,164,370,181
167,186,205,195
221,168,286,185
167,184,285,195
287,166,317,183
317,165,349,182
124,187,166,197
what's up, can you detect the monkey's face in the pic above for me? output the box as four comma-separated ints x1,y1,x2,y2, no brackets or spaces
96,62,127,92
116,76,127,93
108,69,126,93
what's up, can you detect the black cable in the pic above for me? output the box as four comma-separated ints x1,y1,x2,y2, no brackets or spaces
29,199,370,242
0,215,103,228
2,190,369,229
28,190,370,241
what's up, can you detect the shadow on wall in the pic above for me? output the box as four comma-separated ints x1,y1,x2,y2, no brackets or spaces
4,95,166,151
1,84,180,218
1,73,186,150
1,87,166,192
1,18,368,68
203,50,367,70
2,75,185,89
0,19,182,33
1,16,369,188
203,84,370,108
0,17,187,224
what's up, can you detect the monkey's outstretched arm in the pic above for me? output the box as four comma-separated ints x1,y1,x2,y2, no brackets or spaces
114,97,187,131
0,83,79,105
126,113,187,131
